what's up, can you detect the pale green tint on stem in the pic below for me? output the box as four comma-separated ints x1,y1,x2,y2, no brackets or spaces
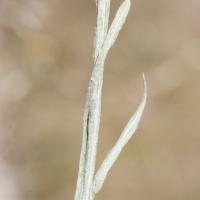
74,1,147,200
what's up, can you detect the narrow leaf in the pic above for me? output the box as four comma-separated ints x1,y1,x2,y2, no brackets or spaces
80,4,132,198
89,74,147,200
92,0,131,81
74,1,131,200
94,0,111,62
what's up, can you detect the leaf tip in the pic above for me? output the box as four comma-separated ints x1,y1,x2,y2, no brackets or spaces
142,73,147,99
142,73,146,83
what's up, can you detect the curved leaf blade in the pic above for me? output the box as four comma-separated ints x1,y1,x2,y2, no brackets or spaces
89,74,147,200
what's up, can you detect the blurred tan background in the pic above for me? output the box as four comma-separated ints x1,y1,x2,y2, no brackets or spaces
0,0,200,200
